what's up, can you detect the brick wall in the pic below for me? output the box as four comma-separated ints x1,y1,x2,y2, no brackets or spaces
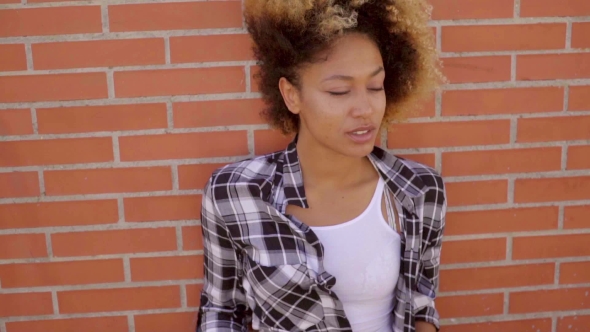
0,0,589,331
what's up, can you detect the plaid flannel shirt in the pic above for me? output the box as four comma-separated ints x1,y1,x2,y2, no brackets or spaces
196,137,446,332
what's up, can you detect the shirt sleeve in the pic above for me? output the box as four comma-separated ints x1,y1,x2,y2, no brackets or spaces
413,179,446,331
196,177,249,332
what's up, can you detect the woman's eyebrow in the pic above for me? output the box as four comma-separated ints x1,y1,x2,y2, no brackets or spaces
321,66,384,82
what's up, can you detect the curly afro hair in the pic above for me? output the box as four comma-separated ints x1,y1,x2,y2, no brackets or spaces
244,0,444,134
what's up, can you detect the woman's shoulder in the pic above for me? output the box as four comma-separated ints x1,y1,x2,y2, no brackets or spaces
393,155,445,191
207,150,283,189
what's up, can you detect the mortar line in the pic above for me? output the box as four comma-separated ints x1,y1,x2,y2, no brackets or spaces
101,3,110,33
554,261,560,285
558,205,565,230
30,108,38,134
506,236,513,261
164,37,171,64
380,128,387,149
107,70,115,99
503,291,509,314
565,20,572,49
510,54,516,82
112,135,121,163
507,178,515,205
435,150,442,174
38,169,45,196
117,197,125,223
551,316,557,332
247,129,255,156
436,25,442,53
0,321,6,332
563,85,570,112
24,43,34,70
123,256,131,282
435,89,442,117
561,145,568,171
51,290,59,315
166,100,174,129
245,65,252,93
514,0,521,17
172,165,179,191
128,314,135,332
45,233,53,258
176,225,183,251
509,117,517,143
180,283,188,308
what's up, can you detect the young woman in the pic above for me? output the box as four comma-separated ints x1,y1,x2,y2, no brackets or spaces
196,1,446,332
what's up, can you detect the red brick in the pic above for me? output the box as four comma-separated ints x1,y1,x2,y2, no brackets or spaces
396,154,436,169
569,86,590,111
171,34,253,63
114,67,245,98
517,115,590,143
131,255,203,281
109,2,242,32
437,293,504,318
514,176,590,203
446,180,508,207
0,172,39,198
442,147,562,176
0,293,53,317
430,0,514,20
182,226,203,251
442,56,511,83
51,228,177,257
0,0,19,3
442,319,552,332
0,73,107,103
440,264,554,292
37,103,168,134
442,87,563,116
568,146,590,170
58,286,181,313
513,234,590,259
388,120,510,149
0,137,113,167
174,99,265,128
0,200,118,229
557,315,590,332
0,44,27,71
564,205,590,229
186,284,203,307
124,195,201,222
135,312,198,332
517,53,590,80
521,0,590,17
0,259,124,288
254,130,295,155
446,207,558,236
442,24,566,52
6,316,129,332
510,287,590,313
33,39,164,70
441,238,506,264
178,163,228,190
0,234,47,259
560,261,590,285
0,6,101,37
0,109,33,135
572,23,590,48
119,131,248,161
45,167,172,195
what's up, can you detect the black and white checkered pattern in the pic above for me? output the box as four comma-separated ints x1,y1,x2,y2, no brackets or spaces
196,137,446,332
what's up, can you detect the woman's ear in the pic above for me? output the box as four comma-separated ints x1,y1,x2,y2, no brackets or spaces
278,77,302,115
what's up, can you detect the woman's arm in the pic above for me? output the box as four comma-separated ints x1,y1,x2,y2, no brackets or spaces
414,179,446,332
196,178,249,332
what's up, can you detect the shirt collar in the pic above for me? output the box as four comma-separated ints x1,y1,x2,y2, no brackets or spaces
280,135,426,213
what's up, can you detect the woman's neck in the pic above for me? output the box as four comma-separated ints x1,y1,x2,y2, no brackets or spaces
296,132,374,191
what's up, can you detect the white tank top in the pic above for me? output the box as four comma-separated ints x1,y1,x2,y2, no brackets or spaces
310,177,401,332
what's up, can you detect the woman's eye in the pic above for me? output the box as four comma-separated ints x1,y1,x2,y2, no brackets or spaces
328,91,349,96
369,87,384,92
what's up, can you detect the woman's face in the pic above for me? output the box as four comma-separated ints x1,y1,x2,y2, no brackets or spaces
280,32,386,158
